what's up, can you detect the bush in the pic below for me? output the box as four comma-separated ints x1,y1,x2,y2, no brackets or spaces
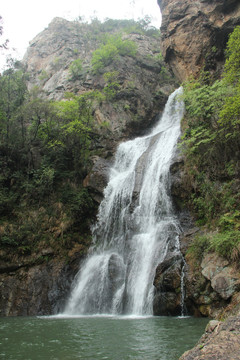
60,184,94,220
91,34,137,73
68,59,83,80
187,235,210,261
209,231,240,260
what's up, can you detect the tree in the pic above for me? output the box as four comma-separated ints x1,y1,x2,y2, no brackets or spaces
223,26,240,85
0,62,27,155
0,16,9,50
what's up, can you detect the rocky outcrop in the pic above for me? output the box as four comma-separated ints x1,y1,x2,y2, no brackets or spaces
164,155,240,319
183,250,240,319
0,244,87,316
180,316,240,360
23,17,175,140
153,253,184,315
201,254,240,301
158,0,240,81
83,156,112,203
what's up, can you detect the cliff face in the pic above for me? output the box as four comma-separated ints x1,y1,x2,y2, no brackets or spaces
158,0,240,81
155,0,240,321
0,18,176,316
23,17,175,141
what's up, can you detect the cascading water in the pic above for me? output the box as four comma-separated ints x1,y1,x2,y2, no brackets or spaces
64,87,185,316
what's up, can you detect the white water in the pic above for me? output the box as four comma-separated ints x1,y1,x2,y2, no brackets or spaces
64,87,184,316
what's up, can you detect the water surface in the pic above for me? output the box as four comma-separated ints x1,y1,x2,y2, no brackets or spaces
0,315,208,360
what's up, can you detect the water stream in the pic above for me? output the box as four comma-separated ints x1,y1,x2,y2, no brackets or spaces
64,87,185,316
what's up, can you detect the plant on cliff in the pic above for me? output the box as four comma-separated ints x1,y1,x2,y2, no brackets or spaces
102,71,121,100
68,58,83,80
181,25,240,260
91,34,137,73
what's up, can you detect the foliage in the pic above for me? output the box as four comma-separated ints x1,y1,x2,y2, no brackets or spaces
60,183,94,220
181,25,240,261
188,230,240,261
38,69,49,81
68,58,83,80
91,34,137,73
0,59,99,256
0,16,9,49
187,235,210,261
223,26,240,84
102,71,121,100
77,16,160,38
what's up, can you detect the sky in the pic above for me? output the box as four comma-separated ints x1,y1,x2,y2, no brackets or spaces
0,0,161,70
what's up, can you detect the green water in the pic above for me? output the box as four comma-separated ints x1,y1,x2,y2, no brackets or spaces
0,315,208,360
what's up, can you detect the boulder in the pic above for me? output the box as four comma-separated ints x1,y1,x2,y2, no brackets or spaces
201,253,240,300
83,156,112,203
153,253,184,315
180,316,240,360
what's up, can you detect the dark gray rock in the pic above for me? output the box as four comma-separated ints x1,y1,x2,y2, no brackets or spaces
153,253,183,315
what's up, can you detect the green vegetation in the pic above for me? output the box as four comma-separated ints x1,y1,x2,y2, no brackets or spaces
182,26,240,261
76,16,160,38
0,16,163,260
39,69,49,81
68,58,83,80
0,63,98,255
102,71,121,100
91,34,137,73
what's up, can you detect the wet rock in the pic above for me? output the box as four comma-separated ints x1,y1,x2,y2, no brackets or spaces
83,156,112,203
0,248,86,316
153,253,183,315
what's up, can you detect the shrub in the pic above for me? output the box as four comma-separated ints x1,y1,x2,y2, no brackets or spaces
68,59,83,80
91,35,137,73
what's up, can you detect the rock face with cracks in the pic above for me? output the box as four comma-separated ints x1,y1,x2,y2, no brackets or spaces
158,0,240,81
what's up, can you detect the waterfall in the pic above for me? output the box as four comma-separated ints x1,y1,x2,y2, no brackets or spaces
64,87,184,316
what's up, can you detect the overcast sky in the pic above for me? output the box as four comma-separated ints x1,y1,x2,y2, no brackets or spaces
0,0,161,70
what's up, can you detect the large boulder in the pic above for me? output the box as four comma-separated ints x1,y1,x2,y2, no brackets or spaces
201,253,240,300
180,316,240,360
153,253,184,315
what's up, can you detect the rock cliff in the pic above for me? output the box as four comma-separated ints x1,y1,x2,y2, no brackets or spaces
0,17,176,316
154,0,240,319
157,0,240,357
23,17,174,140
158,0,240,81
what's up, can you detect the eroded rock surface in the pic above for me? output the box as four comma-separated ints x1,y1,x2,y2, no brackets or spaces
0,246,86,316
180,316,240,360
158,0,240,81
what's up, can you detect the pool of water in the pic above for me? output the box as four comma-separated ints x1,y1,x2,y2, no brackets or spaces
0,315,208,360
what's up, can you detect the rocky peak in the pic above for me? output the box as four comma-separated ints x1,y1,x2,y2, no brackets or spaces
158,0,240,81
23,17,176,141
